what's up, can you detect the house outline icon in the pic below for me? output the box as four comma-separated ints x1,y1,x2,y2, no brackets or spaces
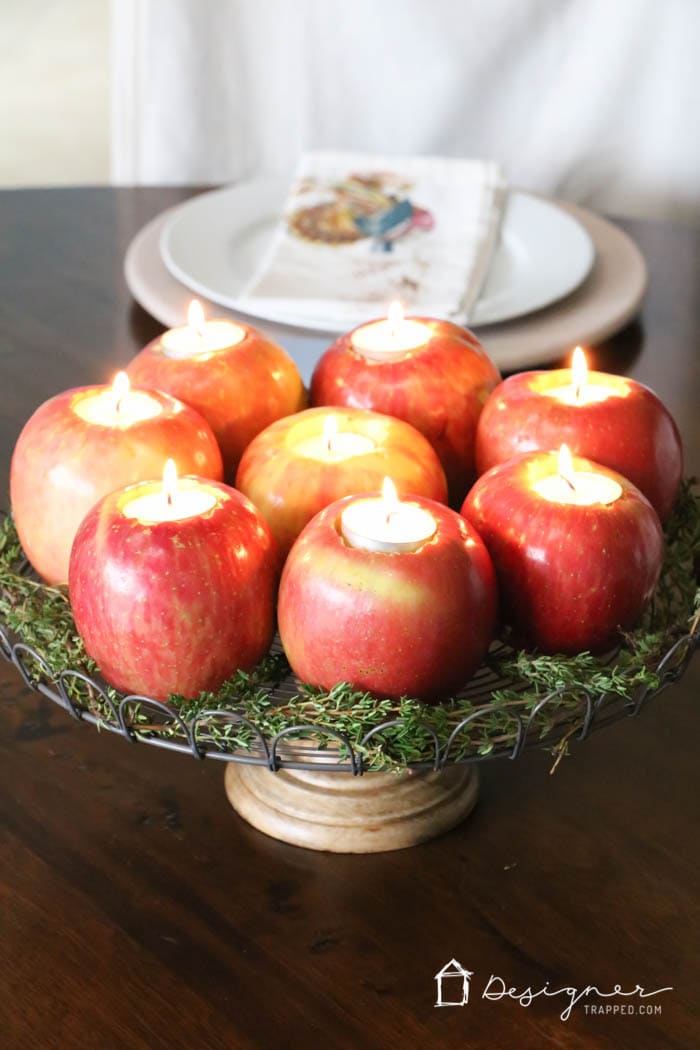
434,958,473,1007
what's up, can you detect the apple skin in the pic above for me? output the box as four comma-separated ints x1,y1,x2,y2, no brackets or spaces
310,318,500,506
127,323,307,480
236,406,449,559
278,495,497,702
68,479,278,701
474,369,683,521
10,386,224,586
461,451,664,655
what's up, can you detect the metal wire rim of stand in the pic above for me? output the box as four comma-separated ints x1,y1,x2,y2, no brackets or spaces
2,612,697,775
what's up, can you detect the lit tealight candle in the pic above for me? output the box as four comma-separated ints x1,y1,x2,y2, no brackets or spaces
72,372,163,426
122,459,219,523
160,300,246,359
532,444,622,506
293,414,376,461
546,347,624,406
341,477,437,553
350,301,431,361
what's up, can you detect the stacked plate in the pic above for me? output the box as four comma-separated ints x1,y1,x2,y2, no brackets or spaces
125,179,648,383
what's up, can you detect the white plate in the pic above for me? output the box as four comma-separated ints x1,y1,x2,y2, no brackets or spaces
127,200,647,384
159,180,594,331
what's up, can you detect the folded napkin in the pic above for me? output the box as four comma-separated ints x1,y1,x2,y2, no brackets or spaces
239,151,506,327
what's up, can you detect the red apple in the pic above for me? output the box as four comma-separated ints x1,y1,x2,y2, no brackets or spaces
462,451,664,654
278,495,497,702
127,320,306,480
236,406,448,558
69,478,278,700
310,317,500,505
10,384,223,585
475,367,683,521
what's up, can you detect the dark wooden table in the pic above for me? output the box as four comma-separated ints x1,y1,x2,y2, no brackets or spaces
1,188,698,1050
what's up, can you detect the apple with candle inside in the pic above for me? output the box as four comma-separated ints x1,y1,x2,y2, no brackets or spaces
127,300,306,480
10,372,223,585
475,347,683,521
278,478,497,702
236,405,448,558
69,460,279,701
461,446,664,655
310,302,501,506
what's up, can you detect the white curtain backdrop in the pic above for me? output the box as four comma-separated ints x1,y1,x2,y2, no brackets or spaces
111,0,700,220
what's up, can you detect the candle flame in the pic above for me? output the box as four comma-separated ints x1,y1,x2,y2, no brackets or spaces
381,476,400,524
187,299,206,337
163,458,178,508
571,346,587,402
557,444,577,493
323,415,338,452
112,371,130,412
387,300,404,337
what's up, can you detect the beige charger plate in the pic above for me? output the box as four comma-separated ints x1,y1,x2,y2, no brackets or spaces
125,199,647,382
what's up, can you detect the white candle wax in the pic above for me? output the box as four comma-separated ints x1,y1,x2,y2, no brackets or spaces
545,347,625,405
341,497,437,553
351,317,431,361
122,479,218,523
73,389,162,427
294,431,375,462
161,320,246,359
545,383,623,406
533,472,622,506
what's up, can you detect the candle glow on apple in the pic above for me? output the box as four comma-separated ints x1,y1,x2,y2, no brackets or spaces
236,406,448,558
340,477,437,553
69,472,278,701
160,299,246,359
533,444,623,506
350,301,431,361
122,458,219,523
462,447,663,655
546,347,625,406
72,371,163,426
293,414,376,461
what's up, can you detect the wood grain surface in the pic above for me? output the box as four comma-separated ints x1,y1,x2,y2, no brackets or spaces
0,188,698,1049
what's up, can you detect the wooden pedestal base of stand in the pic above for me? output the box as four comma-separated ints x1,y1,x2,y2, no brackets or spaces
224,763,479,853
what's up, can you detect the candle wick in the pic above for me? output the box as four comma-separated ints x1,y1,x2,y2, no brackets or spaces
574,382,582,403
166,491,173,508
562,473,577,494
327,435,333,454
190,317,206,341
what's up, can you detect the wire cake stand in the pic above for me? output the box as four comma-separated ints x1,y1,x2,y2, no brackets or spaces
3,617,698,853
2,538,698,852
